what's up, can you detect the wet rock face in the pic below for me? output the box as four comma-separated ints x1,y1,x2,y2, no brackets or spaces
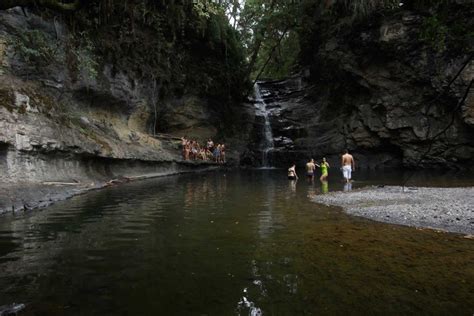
244,10,474,170
0,8,251,185
0,8,222,139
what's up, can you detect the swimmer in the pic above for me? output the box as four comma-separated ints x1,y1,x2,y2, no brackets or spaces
306,158,319,181
319,157,330,181
288,164,298,180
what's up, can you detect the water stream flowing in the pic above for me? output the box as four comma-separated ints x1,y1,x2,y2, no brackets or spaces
254,83,274,167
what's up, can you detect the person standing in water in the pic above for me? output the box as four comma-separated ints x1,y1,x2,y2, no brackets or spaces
213,144,221,163
341,149,355,183
319,157,330,181
220,144,226,163
306,158,319,181
288,164,298,180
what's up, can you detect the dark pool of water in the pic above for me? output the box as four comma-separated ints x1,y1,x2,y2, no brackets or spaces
0,170,473,315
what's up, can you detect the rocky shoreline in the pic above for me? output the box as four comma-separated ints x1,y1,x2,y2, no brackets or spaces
0,161,220,215
313,186,474,235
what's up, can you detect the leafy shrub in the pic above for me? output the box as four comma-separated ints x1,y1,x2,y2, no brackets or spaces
420,16,448,51
69,32,99,81
11,30,59,68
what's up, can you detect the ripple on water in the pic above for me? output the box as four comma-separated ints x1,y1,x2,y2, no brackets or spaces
0,170,473,315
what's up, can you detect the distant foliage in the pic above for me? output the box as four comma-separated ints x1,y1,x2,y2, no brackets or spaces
56,0,248,103
234,0,403,81
420,16,448,51
340,0,400,18
193,1,221,19
418,1,473,54
11,30,59,69
67,31,99,81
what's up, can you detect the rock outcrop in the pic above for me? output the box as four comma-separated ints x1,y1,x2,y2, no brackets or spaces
242,7,474,170
0,7,250,212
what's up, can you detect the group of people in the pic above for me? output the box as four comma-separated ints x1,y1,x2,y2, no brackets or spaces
287,149,355,183
181,137,226,163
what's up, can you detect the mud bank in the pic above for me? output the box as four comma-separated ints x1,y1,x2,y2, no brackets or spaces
313,186,474,235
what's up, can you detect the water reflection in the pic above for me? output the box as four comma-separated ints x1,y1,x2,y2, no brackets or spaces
321,180,329,194
288,179,297,194
343,181,352,192
183,173,227,210
258,175,276,239
0,170,473,315
306,182,318,199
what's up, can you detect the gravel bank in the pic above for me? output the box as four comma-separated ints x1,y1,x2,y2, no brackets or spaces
313,186,474,235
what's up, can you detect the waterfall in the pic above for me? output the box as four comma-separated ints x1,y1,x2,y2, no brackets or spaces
254,83,274,167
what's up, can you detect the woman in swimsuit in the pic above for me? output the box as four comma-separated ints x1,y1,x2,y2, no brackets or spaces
288,164,298,180
319,157,330,181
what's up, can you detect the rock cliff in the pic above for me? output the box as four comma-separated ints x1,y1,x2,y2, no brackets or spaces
242,5,473,170
0,5,251,212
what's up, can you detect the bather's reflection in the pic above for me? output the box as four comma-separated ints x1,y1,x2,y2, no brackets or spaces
288,179,297,194
321,180,329,194
183,174,228,210
343,182,352,192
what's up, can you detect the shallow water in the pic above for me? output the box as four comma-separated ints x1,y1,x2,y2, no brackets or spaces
0,170,473,315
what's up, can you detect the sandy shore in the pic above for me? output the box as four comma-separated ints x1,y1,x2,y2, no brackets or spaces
313,186,474,235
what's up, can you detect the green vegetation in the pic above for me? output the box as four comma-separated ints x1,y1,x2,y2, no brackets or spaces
420,16,448,52
67,32,99,82
61,1,248,102
7,0,247,103
216,0,400,81
11,29,59,69
3,0,472,100
419,8,474,54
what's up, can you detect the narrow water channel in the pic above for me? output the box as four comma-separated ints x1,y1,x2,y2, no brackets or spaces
0,170,473,315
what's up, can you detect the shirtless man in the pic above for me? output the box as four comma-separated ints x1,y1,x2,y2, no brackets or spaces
341,149,355,183
306,158,319,181
207,139,214,151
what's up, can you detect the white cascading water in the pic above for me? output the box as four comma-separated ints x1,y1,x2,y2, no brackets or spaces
254,83,274,167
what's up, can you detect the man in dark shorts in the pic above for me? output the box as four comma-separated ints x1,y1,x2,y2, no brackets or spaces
306,158,319,181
